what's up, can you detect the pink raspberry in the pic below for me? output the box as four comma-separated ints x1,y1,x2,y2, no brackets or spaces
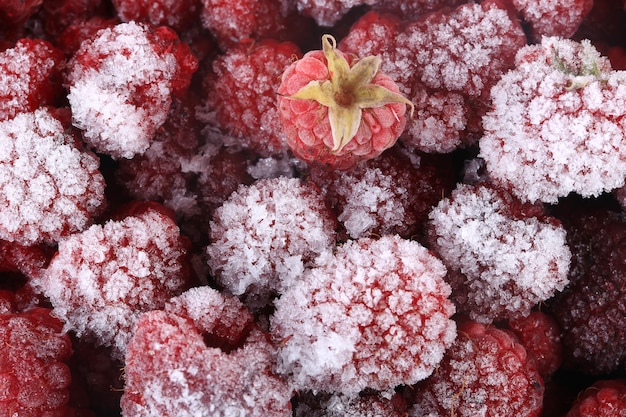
427,183,571,323
121,286,292,417
206,177,336,309
40,204,192,360
0,38,65,121
479,37,626,203
197,39,302,157
66,22,198,159
271,235,456,395
0,108,106,246
0,307,75,417
565,379,626,417
511,0,593,40
410,320,544,417
278,34,413,169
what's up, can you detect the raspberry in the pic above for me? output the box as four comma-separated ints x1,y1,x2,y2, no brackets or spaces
507,311,563,379
511,0,593,40
66,22,198,159
427,183,571,323
278,35,413,169
121,287,292,417
40,204,192,360
479,37,626,203
549,203,626,375
0,307,75,417
39,0,108,39
565,379,626,417
294,390,408,416
0,108,106,246
0,38,65,121
54,17,118,58
410,320,544,417
270,235,457,395
0,0,42,28
308,146,455,240
112,0,199,32
206,177,336,309
197,39,302,157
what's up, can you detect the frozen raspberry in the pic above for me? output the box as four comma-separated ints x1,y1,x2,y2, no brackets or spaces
294,0,373,27
549,203,626,375
0,307,75,417
511,0,593,40
371,0,468,21
0,0,42,28
0,108,106,246
507,311,563,379
294,390,408,417
427,183,571,323
410,320,543,417
0,38,65,121
271,235,457,395
55,17,119,57
39,0,108,39
308,147,455,240
206,177,336,309
197,39,302,157
480,37,626,203
112,0,199,31
565,379,626,417
278,34,413,169
121,287,292,417
66,21,198,159
40,205,192,360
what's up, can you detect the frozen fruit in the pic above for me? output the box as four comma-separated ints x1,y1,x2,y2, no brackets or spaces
206,177,336,309
549,203,626,375
480,36,626,203
427,183,571,323
0,0,42,28
40,205,192,360
121,287,292,417
511,0,593,40
66,21,198,159
565,379,626,416
271,235,457,395
197,39,302,157
0,307,75,417
410,320,544,417
39,0,108,39
308,146,455,240
0,108,106,246
294,390,408,417
112,0,199,32
507,311,563,379
54,16,118,58
0,38,65,121
277,34,413,169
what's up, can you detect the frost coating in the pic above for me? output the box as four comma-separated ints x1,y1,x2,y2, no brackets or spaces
271,235,456,395
428,183,571,323
480,37,626,203
0,108,105,245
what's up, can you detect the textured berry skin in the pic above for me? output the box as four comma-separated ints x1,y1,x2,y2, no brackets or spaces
549,204,626,375
511,0,593,40
67,22,198,159
0,0,42,28
112,0,199,31
121,287,292,417
41,204,192,360
0,307,74,417
39,0,108,39
271,235,456,395
278,35,412,169
198,39,302,157
294,391,408,417
565,379,626,417
410,320,544,417
0,38,65,121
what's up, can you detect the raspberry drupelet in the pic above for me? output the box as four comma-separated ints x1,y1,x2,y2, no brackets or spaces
410,320,544,417
565,379,626,416
270,235,457,395
40,204,192,360
277,34,413,169
111,0,199,32
66,21,198,159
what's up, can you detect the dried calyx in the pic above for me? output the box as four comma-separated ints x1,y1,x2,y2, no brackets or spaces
284,34,414,153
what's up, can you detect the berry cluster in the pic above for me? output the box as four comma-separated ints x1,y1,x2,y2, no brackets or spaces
0,0,625,416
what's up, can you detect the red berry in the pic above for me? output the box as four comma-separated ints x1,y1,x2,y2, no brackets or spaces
410,320,544,417
66,22,198,159
198,39,302,157
0,307,75,417
295,390,408,416
511,0,593,41
566,379,626,417
271,235,457,395
112,0,199,32
278,34,413,169
0,0,42,28
41,205,192,360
